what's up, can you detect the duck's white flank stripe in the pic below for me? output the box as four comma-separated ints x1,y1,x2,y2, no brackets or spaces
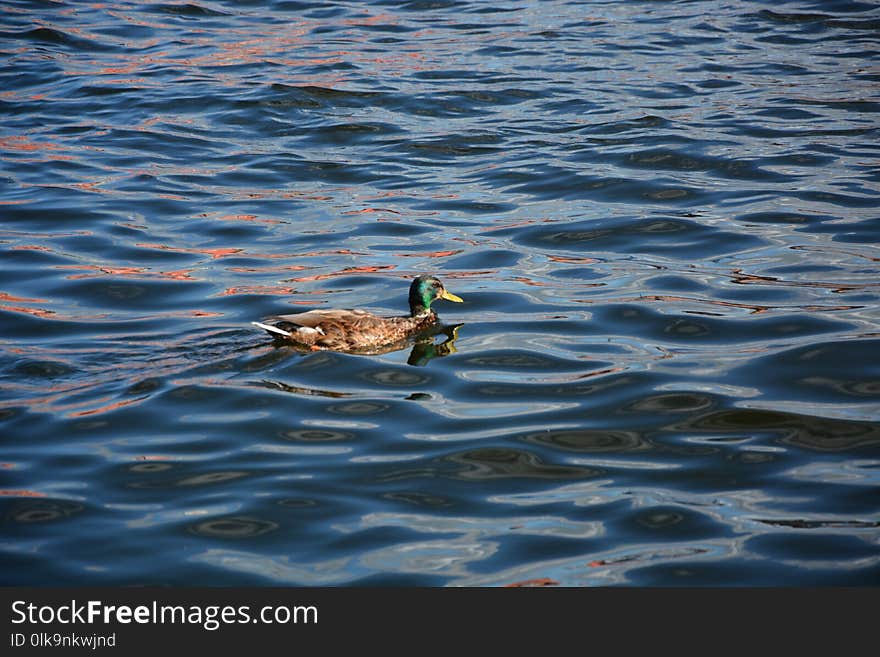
251,321,292,337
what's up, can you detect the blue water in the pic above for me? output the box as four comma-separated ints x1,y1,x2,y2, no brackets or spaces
1,0,878,586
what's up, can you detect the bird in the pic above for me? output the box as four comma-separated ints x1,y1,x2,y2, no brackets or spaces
252,275,463,353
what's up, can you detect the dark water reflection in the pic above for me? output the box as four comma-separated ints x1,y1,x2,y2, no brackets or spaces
1,0,879,586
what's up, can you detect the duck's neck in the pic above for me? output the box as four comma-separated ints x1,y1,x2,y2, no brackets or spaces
408,287,434,318
409,303,435,319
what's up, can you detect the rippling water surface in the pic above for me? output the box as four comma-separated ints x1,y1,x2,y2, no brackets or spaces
2,0,879,586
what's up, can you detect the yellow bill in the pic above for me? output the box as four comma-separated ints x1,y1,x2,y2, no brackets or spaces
439,289,463,303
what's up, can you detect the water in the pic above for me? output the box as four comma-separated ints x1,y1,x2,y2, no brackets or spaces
1,0,878,586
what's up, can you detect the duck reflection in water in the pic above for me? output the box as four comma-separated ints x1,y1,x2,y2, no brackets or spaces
406,321,462,366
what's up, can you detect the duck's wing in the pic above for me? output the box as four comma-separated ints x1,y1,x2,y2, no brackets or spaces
274,309,381,331
272,309,346,328
252,309,345,343
253,309,403,349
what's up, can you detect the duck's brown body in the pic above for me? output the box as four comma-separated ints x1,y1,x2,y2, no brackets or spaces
264,308,438,352
252,275,463,354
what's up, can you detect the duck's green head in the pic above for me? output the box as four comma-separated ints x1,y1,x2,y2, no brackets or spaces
409,275,463,316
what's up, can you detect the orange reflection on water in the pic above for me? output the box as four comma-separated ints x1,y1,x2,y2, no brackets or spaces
220,285,297,297
511,276,550,287
730,268,878,294
344,207,403,216
231,189,334,202
11,244,53,252
0,135,63,153
433,270,494,280
164,269,195,281
0,490,47,498
288,264,396,283
394,250,462,258
57,264,197,282
294,248,364,257
227,265,309,274
137,243,243,259
547,255,599,264
68,395,147,418
0,304,56,319
503,578,559,587
0,291,47,303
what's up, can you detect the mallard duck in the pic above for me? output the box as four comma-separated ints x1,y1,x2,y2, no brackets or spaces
252,275,463,352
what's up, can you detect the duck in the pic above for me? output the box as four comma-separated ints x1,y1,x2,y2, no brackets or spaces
252,275,463,353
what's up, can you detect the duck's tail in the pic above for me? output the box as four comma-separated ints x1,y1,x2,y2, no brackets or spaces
251,321,292,337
